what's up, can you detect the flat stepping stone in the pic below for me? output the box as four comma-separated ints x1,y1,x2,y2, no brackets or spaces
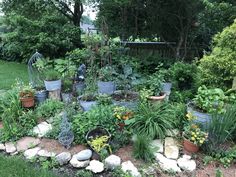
16,137,40,152
24,147,41,159
33,122,52,138
155,153,181,172
164,137,179,159
5,142,16,154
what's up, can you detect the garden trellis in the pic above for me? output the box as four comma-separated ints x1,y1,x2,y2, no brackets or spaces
27,51,43,88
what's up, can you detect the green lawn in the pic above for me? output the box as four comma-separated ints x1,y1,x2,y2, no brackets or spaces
0,60,29,90
0,155,60,177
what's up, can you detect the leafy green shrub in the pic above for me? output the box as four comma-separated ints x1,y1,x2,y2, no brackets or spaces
130,103,176,139
0,89,37,141
133,134,155,162
96,94,113,105
2,13,81,62
204,105,236,152
199,19,236,89
171,62,198,91
72,105,117,144
193,85,226,113
35,99,64,119
110,130,132,152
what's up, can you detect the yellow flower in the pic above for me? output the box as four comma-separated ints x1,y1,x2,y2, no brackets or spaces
191,137,195,141
199,140,203,144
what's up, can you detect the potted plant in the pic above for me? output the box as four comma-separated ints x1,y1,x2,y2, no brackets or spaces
62,79,73,104
43,69,62,91
97,65,117,95
145,70,166,102
34,86,47,104
113,106,134,130
78,70,98,111
183,124,208,153
160,68,173,100
112,65,141,109
86,127,112,159
19,85,35,108
187,85,226,126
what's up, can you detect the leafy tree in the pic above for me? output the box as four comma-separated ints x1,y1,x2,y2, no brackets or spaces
199,19,236,89
96,0,204,59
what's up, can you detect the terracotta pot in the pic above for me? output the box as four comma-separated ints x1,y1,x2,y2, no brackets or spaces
148,93,167,103
183,139,199,153
20,97,35,108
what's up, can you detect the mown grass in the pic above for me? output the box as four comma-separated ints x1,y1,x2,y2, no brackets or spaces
0,155,60,177
0,60,29,90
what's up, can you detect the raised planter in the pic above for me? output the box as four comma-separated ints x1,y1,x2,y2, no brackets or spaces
35,90,47,104
97,81,116,95
78,95,97,111
187,102,212,127
112,90,138,110
44,80,62,91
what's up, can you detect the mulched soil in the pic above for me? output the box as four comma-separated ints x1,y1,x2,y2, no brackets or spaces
112,91,139,101
39,138,87,155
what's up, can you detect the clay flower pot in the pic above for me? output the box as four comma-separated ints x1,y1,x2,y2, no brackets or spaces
20,97,35,108
148,93,167,103
183,139,199,153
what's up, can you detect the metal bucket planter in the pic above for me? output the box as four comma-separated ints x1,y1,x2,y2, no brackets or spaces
78,96,97,111
44,80,62,91
161,82,172,101
97,81,116,95
35,90,47,104
187,102,212,128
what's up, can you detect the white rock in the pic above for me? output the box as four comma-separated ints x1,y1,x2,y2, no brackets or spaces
56,152,71,165
104,155,121,170
121,161,141,177
0,143,5,151
37,149,56,157
164,137,179,159
70,155,90,168
75,149,92,161
86,160,104,173
155,153,181,172
183,154,191,160
5,142,16,153
177,156,196,172
24,147,41,159
151,139,163,153
33,122,52,137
